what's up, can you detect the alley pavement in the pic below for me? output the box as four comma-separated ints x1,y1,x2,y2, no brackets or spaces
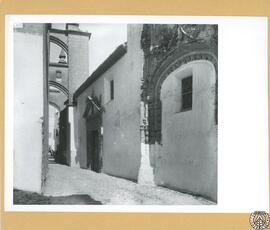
43,163,214,205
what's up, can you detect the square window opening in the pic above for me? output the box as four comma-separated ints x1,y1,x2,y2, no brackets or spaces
110,80,114,100
181,76,192,111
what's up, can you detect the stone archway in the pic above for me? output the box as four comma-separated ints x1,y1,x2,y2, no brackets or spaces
49,35,68,54
146,50,218,144
49,101,61,112
154,59,217,201
49,80,69,97
143,49,218,202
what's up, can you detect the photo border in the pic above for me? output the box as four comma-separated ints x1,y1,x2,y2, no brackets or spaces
1,0,270,229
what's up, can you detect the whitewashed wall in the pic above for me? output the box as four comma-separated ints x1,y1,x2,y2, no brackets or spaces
14,30,45,193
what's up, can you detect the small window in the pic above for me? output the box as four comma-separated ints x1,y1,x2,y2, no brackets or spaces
181,76,192,111
110,80,114,100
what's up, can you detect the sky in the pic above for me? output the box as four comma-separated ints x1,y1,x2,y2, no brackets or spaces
80,24,127,74
50,23,127,75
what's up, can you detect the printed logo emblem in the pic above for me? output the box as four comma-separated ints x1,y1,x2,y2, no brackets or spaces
249,211,269,229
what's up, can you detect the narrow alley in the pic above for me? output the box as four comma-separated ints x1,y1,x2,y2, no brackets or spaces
43,163,213,205
13,23,218,205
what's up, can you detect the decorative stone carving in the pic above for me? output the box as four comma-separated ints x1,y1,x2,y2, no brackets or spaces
141,24,217,56
141,24,218,144
141,24,151,53
83,91,103,118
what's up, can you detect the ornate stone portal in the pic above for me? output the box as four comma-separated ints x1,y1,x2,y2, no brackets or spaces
140,24,218,144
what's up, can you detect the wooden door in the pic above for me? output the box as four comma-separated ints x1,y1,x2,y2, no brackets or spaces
87,130,101,172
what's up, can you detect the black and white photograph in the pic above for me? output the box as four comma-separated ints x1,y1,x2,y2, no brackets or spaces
5,15,268,213
11,22,218,206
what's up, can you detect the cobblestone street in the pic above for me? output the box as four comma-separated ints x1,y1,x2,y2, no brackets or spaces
43,163,213,205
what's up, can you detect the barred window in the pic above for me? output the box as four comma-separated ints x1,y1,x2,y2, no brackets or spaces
110,80,114,100
181,76,192,111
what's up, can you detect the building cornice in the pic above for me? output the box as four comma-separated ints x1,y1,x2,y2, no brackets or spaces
49,28,91,39
49,62,68,68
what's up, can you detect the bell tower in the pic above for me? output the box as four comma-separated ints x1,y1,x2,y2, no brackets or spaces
48,23,91,167
66,23,90,104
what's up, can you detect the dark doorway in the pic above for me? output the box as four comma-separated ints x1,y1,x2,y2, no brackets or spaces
87,130,101,172
57,107,70,165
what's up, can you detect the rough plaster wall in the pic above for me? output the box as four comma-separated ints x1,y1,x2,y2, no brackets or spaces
75,25,143,181
66,33,89,167
14,32,44,193
74,78,104,168
101,25,143,181
68,34,89,95
74,95,87,168
154,61,217,202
